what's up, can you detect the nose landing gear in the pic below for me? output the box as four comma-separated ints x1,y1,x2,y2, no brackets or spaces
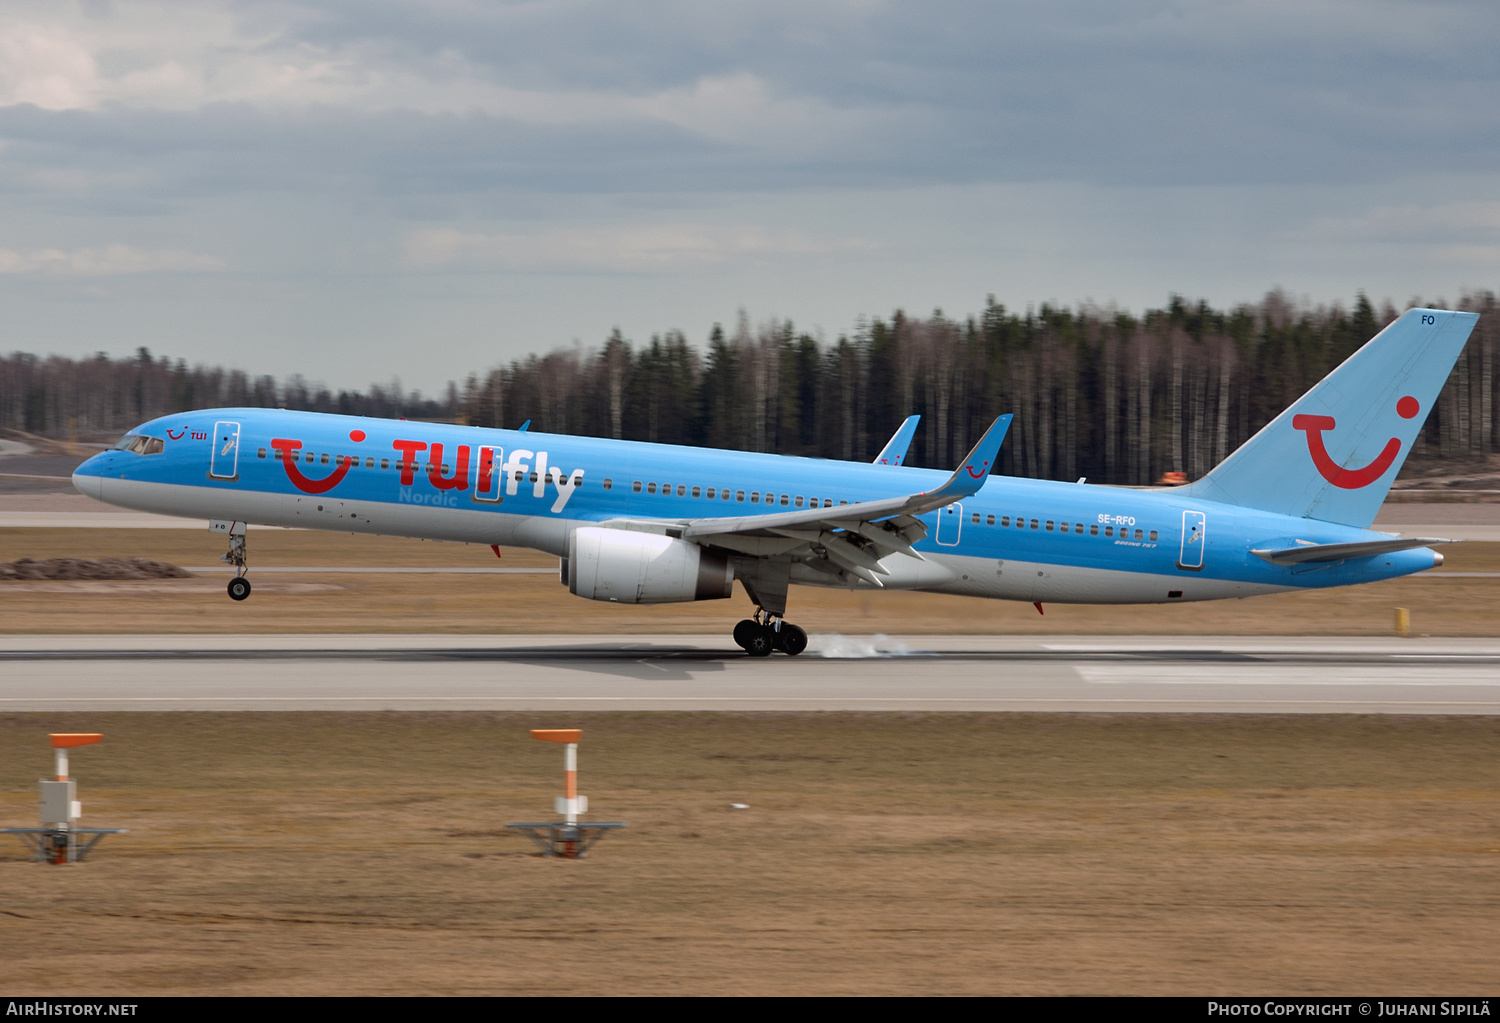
732,611,807,657
219,522,251,601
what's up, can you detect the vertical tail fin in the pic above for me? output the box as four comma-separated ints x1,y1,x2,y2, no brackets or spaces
1184,308,1479,528
873,415,921,466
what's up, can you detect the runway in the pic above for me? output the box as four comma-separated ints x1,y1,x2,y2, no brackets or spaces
2,634,1498,713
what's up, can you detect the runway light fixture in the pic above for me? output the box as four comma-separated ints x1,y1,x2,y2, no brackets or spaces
2,733,127,863
506,728,626,858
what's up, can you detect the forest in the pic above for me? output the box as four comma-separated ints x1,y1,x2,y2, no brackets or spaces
2,290,1495,486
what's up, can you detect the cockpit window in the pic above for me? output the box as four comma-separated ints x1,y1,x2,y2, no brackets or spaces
113,434,165,455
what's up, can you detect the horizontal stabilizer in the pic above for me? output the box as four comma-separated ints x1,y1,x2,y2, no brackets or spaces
1250,536,1453,565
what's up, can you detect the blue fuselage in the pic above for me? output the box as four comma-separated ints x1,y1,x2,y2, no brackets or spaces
73,408,1440,606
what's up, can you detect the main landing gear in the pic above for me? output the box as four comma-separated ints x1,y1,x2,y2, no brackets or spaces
733,611,808,657
221,525,251,601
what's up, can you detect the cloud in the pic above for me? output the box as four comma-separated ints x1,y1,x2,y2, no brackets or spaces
1308,201,1500,245
0,1,886,175
0,4,861,141
0,22,100,110
0,243,225,275
1299,199,1500,266
0,5,350,113
1,1,1498,397
405,224,877,273
0,0,1495,197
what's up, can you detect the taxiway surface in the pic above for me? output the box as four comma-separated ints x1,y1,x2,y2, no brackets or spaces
2,634,1498,713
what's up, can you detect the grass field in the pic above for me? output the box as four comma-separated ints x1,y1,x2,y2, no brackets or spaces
2,527,1499,635
0,712,1496,995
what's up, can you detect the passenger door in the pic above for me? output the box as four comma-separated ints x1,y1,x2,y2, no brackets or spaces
1177,510,1206,571
473,445,504,502
209,421,240,480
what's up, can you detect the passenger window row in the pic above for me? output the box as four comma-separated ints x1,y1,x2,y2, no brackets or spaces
966,510,1159,542
257,448,458,474
241,447,1154,543
243,449,868,513
628,482,840,509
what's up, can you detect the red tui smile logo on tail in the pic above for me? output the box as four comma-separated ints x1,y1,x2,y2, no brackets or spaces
1293,396,1419,489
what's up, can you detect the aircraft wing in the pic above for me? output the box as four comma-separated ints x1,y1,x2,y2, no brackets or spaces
872,415,921,466
670,414,1012,584
1250,536,1453,565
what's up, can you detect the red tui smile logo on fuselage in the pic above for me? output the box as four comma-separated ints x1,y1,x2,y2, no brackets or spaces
270,437,354,494
1293,396,1419,490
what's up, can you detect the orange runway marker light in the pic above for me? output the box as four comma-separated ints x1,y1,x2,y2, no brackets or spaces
508,728,625,858
49,734,102,781
50,733,103,748
3,733,126,863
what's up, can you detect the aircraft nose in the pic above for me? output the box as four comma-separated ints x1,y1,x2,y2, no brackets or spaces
72,454,106,500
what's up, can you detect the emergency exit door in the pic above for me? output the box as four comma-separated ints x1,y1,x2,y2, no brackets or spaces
936,503,963,546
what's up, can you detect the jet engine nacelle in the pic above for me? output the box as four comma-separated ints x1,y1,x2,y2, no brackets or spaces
567,526,733,604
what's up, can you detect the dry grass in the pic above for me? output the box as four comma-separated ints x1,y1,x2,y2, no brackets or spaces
1,528,1499,635
0,712,1496,995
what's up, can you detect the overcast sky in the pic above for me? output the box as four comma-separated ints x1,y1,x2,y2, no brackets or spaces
2,0,1497,393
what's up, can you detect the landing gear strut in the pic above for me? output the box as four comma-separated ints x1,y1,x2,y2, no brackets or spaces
221,524,251,601
733,610,807,657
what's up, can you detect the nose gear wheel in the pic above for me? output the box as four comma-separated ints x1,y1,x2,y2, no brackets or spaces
221,526,251,601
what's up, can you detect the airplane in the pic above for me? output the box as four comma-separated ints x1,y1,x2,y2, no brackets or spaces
72,307,1478,656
